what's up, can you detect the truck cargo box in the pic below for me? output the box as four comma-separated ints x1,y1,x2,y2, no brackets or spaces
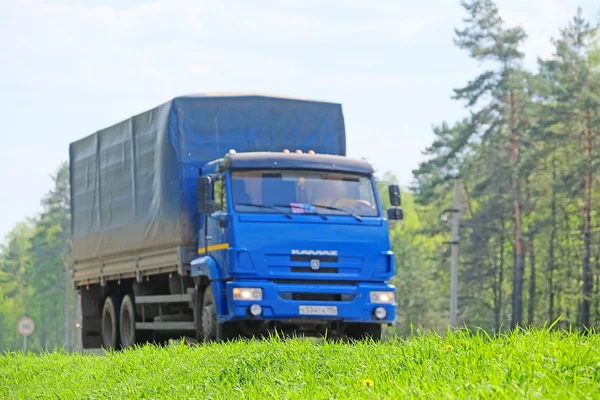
69,93,346,284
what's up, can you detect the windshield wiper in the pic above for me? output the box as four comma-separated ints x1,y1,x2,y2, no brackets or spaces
273,204,328,220
236,203,292,219
309,204,363,222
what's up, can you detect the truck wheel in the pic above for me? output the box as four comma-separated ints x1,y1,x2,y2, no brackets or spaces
345,323,382,341
200,285,218,341
198,285,240,342
101,296,121,350
119,294,143,349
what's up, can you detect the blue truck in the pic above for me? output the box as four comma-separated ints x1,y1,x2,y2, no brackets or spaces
70,93,403,349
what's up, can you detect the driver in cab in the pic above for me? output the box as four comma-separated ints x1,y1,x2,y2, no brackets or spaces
304,177,373,213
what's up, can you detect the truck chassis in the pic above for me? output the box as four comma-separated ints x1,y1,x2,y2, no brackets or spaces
78,261,384,349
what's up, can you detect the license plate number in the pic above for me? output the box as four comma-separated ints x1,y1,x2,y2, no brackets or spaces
299,305,338,316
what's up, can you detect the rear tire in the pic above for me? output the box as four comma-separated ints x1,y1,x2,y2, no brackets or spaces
120,295,144,348
101,296,121,350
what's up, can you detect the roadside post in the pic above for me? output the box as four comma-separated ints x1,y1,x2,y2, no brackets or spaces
17,317,35,353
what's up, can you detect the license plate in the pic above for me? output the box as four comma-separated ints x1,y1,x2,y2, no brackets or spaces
299,305,338,316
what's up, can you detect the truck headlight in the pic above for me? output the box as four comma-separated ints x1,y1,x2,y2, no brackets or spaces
370,291,395,304
232,287,263,301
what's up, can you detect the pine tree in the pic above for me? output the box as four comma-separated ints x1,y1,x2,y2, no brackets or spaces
537,8,600,327
412,0,531,328
29,162,73,350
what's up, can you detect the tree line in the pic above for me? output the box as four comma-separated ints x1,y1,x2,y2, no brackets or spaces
0,163,75,352
405,0,600,334
0,0,599,351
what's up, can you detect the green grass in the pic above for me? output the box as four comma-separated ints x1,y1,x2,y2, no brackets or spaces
1,328,600,399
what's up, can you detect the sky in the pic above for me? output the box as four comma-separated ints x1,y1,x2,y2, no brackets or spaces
0,0,598,241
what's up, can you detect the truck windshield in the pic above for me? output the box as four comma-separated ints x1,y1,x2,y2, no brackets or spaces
231,170,379,217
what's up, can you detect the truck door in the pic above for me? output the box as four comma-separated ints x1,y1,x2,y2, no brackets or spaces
200,175,232,275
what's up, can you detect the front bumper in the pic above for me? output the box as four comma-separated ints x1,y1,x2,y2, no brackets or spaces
224,280,397,324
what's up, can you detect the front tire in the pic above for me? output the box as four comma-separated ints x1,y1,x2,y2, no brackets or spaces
198,284,239,342
101,296,121,350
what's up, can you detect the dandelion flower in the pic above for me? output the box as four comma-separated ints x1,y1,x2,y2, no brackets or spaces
362,378,374,387
445,345,454,350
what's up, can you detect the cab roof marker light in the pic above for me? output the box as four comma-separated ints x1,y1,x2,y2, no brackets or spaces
229,149,236,154
283,149,290,153
308,150,315,154
295,149,302,154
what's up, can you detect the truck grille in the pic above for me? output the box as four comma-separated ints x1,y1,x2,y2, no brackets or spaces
271,279,358,285
279,292,356,302
291,266,338,273
290,255,339,263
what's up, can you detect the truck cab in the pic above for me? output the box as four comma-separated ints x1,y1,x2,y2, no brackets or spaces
192,150,403,340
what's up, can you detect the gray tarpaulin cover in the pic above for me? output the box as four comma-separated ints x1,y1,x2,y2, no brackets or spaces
69,93,346,262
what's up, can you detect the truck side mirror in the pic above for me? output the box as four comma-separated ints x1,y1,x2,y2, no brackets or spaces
387,208,404,221
197,176,216,214
389,185,401,206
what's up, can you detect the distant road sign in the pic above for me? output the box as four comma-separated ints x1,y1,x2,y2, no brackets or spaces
17,317,35,336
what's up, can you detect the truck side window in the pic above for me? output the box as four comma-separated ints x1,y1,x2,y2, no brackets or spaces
214,178,228,212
